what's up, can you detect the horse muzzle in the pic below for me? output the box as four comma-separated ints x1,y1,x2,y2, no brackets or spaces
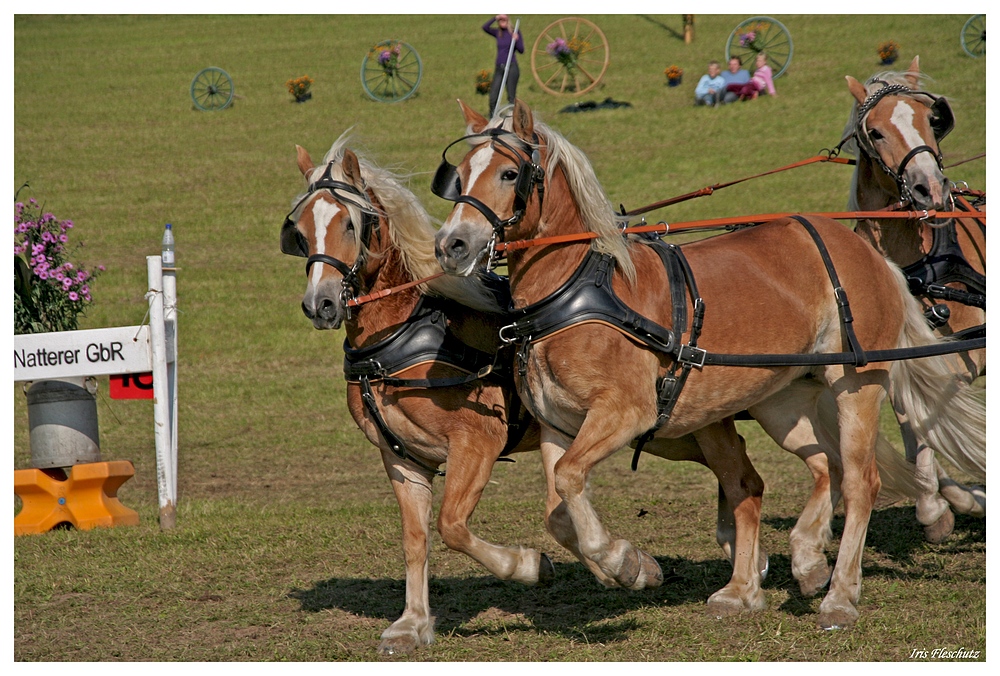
434,222,491,277
301,280,346,330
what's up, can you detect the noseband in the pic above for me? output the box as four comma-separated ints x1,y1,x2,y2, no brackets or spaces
848,79,955,206
432,126,545,267
279,161,381,313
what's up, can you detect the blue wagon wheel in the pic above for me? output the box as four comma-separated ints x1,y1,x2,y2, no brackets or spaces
191,67,234,111
961,14,985,58
361,40,422,103
726,16,793,78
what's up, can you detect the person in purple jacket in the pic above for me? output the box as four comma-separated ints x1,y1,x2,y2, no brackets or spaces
483,14,524,115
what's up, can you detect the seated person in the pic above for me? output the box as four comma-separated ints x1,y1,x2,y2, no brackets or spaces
735,52,778,101
721,56,750,103
694,60,726,106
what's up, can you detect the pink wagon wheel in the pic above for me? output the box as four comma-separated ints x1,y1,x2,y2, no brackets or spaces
530,17,610,96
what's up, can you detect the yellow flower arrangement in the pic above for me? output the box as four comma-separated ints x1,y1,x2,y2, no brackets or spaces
286,75,314,102
878,40,900,63
664,65,683,81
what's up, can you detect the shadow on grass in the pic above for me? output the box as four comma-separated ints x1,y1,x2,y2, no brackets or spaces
765,505,985,562
289,556,733,643
288,506,984,642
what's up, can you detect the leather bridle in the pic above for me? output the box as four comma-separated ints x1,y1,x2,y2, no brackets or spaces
432,126,545,268
840,79,955,207
280,162,381,313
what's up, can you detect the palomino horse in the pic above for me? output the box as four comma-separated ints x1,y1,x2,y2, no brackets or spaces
433,100,985,629
842,56,985,542
282,135,548,655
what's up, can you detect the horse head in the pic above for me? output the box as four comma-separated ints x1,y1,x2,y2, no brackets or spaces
845,55,953,213
281,145,382,330
434,99,546,276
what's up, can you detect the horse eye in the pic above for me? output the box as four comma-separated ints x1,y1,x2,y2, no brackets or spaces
345,219,355,232
869,129,884,141
501,169,518,181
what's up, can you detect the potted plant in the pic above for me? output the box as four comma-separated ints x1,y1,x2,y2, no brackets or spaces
475,69,493,95
664,65,684,87
546,36,590,72
286,75,313,103
373,42,402,76
878,40,900,65
15,189,105,469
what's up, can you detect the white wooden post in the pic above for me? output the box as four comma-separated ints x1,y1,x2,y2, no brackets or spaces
162,261,178,502
147,256,176,529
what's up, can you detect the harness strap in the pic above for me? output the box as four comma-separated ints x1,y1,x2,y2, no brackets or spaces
359,376,446,477
631,242,705,470
792,215,867,367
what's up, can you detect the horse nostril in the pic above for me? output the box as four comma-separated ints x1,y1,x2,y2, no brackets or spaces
447,238,468,259
301,302,315,319
318,298,339,320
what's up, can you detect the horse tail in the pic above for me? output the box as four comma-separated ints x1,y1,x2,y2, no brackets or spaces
887,266,986,482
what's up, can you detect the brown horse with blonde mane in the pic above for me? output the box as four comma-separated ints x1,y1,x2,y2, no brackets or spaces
282,134,546,655
433,99,985,629
842,55,985,541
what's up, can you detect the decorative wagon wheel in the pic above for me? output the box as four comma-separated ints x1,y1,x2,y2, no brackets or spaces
726,16,793,78
530,17,610,96
190,67,234,111
361,40,422,103
961,14,985,58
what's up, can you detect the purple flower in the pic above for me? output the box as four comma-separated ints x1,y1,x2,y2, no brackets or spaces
38,270,49,280
81,285,90,294
59,234,68,243
69,292,79,301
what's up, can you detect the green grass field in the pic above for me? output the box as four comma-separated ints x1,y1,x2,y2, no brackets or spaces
13,14,986,662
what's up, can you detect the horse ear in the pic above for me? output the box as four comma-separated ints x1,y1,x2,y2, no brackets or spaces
342,149,364,190
512,98,534,142
845,76,867,105
458,99,489,133
905,55,920,89
296,144,314,177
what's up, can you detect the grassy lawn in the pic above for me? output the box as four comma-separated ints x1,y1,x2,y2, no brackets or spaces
12,14,986,662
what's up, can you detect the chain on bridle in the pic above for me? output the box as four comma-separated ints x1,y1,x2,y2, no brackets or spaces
841,79,955,206
431,126,545,269
279,162,382,315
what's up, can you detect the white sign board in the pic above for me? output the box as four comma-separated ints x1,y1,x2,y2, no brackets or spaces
13,325,152,381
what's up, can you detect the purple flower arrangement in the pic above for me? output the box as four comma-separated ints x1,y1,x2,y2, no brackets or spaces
14,196,104,334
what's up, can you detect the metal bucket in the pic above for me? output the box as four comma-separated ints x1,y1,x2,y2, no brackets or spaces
25,377,101,469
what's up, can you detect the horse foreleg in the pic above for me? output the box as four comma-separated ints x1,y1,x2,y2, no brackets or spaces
377,451,437,656
816,376,885,630
892,393,954,541
751,385,840,598
549,418,664,591
437,433,554,586
540,431,621,587
693,419,767,615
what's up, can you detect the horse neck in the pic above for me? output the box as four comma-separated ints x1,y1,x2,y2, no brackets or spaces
345,238,421,348
506,168,590,308
852,153,928,266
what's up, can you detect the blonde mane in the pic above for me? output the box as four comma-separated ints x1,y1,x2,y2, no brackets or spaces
841,68,936,210
297,131,504,313
484,108,637,284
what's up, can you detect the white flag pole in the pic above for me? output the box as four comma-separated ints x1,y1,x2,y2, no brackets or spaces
493,18,521,117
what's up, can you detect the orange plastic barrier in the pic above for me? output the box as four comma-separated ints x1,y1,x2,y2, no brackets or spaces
14,460,139,535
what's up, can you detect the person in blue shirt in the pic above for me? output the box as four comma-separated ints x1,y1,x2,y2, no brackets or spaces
483,15,524,115
720,56,751,103
694,60,726,106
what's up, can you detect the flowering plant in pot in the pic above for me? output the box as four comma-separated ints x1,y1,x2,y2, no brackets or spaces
15,193,103,334
14,188,106,469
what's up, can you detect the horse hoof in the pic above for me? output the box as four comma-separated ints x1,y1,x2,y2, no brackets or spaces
818,608,858,631
705,596,744,619
923,508,955,544
537,553,555,586
616,547,662,589
797,564,832,598
377,638,417,657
